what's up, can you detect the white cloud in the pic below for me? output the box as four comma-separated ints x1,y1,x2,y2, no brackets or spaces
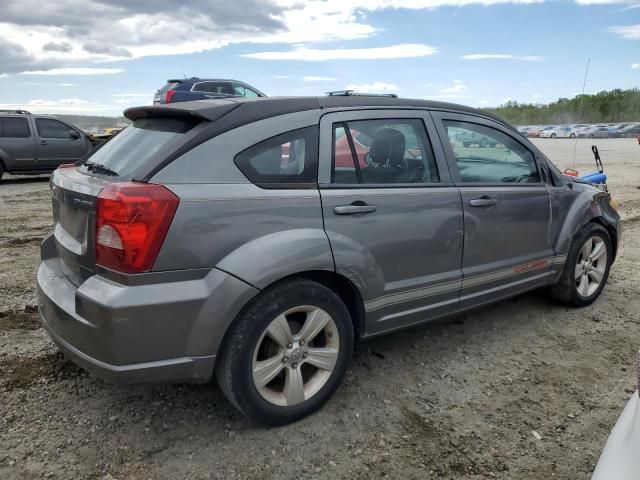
633,63,640,69
440,79,468,94
0,98,117,113
303,76,338,82
58,82,74,86
344,82,399,93
610,25,640,39
426,94,470,100
23,67,123,75
113,93,152,97
274,75,291,79
242,44,437,61
462,54,543,61
0,73,9,78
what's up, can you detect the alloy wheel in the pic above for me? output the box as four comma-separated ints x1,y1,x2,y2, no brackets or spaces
252,306,340,406
575,235,608,298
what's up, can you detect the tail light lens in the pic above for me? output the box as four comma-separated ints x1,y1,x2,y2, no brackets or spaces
96,182,179,273
165,89,176,103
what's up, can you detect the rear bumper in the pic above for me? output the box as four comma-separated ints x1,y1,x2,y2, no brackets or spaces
37,234,259,384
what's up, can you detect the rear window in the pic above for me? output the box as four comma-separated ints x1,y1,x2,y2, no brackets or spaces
82,118,196,177
0,117,31,138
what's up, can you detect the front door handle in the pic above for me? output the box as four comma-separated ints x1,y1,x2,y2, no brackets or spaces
39,140,48,145
334,204,377,215
469,196,498,207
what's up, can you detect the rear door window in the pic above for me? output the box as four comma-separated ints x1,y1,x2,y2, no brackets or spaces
82,118,197,177
193,82,234,95
0,117,31,138
331,118,439,185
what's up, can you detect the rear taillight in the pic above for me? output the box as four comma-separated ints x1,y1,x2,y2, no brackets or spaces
96,182,179,273
165,89,176,103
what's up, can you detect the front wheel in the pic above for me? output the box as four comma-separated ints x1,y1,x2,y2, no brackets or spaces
550,223,612,307
216,279,354,426
551,133,556,139
570,133,576,139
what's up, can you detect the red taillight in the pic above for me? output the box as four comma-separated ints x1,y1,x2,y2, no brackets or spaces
165,89,176,103
96,182,179,273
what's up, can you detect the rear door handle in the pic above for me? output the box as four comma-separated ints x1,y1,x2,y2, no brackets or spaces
39,140,48,145
469,197,498,207
334,204,377,215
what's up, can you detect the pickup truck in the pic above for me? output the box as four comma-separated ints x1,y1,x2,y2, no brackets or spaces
0,110,94,180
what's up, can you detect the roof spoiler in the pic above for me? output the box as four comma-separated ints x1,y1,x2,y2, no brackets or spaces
123,102,240,122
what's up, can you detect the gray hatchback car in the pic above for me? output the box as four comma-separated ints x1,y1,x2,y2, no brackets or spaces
37,95,621,425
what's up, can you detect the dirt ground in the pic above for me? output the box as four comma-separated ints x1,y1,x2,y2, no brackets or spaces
1,138,639,480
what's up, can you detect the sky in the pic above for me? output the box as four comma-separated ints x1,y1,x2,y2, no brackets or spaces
0,0,638,116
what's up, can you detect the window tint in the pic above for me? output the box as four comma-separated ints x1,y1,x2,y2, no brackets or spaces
443,120,539,183
234,127,318,186
332,118,439,185
193,82,234,95
0,118,30,138
36,118,76,139
232,83,260,97
81,118,197,177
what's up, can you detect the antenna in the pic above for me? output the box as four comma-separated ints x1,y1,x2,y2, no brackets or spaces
572,58,590,168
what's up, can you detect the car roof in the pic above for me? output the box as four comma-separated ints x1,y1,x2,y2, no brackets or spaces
124,96,514,130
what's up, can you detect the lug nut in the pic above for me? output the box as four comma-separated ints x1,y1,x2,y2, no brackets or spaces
282,356,289,363
287,343,293,349
292,363,298,369
303,352,308,359
299,340,305,346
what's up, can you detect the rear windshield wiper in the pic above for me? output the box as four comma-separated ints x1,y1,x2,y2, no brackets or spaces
84,162,118,176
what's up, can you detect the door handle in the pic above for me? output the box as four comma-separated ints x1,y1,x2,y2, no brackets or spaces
39,140,48,145
334,204,377,215
469,196,498,207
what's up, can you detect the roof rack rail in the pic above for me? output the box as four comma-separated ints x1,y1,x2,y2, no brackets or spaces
325,90,398,98
0,109,31,115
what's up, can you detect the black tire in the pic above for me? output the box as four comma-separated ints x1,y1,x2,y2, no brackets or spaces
479,138,488,148
551,133,556,139
570,133,576,139
216,279,354,426
549,223,612,307
0,162,4,182
463,142,470,147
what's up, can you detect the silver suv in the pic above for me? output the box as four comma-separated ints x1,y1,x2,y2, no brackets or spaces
0,110,92,180
37,95,621,425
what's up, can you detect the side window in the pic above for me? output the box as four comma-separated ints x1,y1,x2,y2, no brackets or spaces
36,118,75,139
234,126,318,186
193,82,234,95
0,118,31,138
443,120,540,183
232,83,260,98
331,118,439,185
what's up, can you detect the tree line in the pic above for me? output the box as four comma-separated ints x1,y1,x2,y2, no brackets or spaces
484,88,640,125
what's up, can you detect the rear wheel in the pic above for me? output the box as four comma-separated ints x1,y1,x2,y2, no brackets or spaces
216,279,354,426
551,133,556,139
550,223,612,307
479,138,488,148
570,133,576,139
0,162,4,181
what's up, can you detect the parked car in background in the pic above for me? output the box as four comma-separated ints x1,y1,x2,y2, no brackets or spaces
527,126,543,138
89,127,124,145
537,126,557,138
608,123,633,137
611,122,640,138
0,110,93,180
38,94,620,425
578,125,610,138
453,127,500,147
153,77,266,105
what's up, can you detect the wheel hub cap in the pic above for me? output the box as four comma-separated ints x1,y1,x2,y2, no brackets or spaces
575,235,607,298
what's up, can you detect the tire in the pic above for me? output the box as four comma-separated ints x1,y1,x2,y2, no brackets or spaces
549,223,612,307
0,162,4,182
570,133,576,139
479,138,488,148
216,279,354,426
463,142,470,147
551,133,556,139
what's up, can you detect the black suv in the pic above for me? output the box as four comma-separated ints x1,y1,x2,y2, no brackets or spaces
0,110,93,180
153,77,266,105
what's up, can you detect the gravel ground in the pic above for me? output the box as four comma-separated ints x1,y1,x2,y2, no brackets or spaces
1,138,639,480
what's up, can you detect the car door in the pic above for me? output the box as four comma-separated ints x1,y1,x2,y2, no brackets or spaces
431,112,555,309
35,118,88,168
318,109,464,335
0,116,36,171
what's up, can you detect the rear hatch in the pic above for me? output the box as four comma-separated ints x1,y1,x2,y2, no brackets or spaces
50,116,200,285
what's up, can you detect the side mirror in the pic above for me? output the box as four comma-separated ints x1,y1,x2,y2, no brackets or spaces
69,130,81,140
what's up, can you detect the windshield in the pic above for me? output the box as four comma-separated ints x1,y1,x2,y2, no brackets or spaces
82,117,196,177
